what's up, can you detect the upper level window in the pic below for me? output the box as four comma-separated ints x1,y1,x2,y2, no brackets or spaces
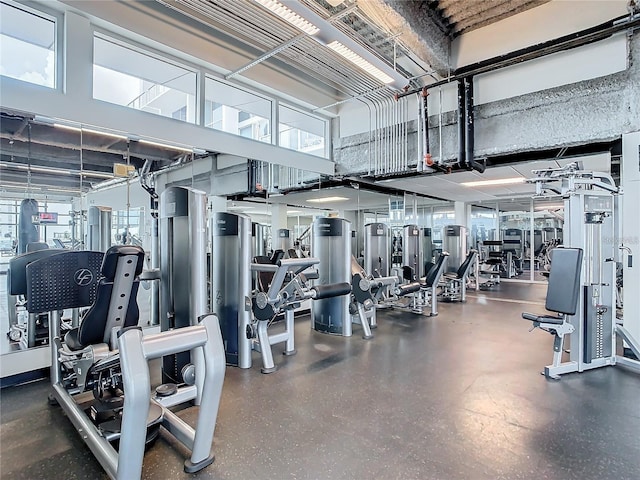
93,36,197,123
204,77,271,143
278,105,326,158
0,2,56,88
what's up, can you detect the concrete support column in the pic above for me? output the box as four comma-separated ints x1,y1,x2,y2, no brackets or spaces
64,11,93,100
209,195,227,213
454,201,468,227
271,204,288,232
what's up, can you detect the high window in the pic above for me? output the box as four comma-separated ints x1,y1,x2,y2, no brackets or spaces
93,36,197,123
204,77,271,142
0,2,56,88
278,105,326,158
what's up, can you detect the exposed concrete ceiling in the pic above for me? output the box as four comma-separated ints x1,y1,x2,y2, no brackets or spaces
432,0,550,36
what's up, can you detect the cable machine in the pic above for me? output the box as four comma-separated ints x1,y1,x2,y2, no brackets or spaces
523,163,639,378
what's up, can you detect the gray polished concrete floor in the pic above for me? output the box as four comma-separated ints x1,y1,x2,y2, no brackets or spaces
1,282,639,479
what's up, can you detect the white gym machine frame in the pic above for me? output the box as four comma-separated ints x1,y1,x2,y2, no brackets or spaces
527,162,640,378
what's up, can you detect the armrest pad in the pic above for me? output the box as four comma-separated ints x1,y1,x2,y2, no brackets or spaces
522,312,564,325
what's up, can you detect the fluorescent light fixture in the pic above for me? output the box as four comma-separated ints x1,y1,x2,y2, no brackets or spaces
81,171,115,179
254,0,320,35
83,127,128,140
460,177,525,187
535,204,564,210
53,123,82,133
45,187,82,193
287,210,302,215
228,205,254,211
326,41,394,84
138,139,194,153
307,196,349,203
53,123,128,140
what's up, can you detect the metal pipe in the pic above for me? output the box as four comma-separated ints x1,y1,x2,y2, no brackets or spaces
417,93,423,172
160,407,196,450
438,87,443,163
421,88,431,169
464,77,474,171
457,80,466,169
142,326,207,359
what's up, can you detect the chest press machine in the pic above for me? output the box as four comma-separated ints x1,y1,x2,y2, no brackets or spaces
22,246,225,479
522,163,640,379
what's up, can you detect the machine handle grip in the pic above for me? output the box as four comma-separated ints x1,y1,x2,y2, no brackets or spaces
304,271,320,280
396,282,421,296
311,282,351,299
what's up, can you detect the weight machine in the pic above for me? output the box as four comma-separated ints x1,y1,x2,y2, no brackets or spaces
251,256,350,372
16,247,225,479
522,163,640,379
349,255,398,333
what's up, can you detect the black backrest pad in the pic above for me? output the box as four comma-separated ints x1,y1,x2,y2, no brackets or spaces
78,246,145,347
101,245,145,280
77,281,140,347
270,249,285,264
457,251,476,279
8,249,64,296
253,255,274,292
426,253,447,286
26,251,104,313
545,248,583,315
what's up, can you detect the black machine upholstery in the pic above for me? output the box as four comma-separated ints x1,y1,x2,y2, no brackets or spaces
424,253,448,287
66,245,145,350
8,249,65,296
271,249,285,264
446,250,477,280
402,265,416,282
522,247,583,325
545,248,583,315
254,250,287,292
253,255,275,292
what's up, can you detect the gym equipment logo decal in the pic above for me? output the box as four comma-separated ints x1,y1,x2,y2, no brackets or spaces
74,268,94,287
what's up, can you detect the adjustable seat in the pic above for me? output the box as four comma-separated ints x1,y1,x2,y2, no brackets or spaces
441,250,477,302
64,245,145,351
522,247,583,379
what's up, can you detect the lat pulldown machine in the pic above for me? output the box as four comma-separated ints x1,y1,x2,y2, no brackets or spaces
522,163,640,379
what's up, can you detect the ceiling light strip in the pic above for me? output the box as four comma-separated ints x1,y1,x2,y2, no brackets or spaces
254,0,320,35
138,139,194,153
307,196,349,203
326,41,394,84
460,177,525,187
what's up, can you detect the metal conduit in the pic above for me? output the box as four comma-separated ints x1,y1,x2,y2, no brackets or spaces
417,92,423,172
377,98,384,175
358,98,374,175
181,0,289,47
